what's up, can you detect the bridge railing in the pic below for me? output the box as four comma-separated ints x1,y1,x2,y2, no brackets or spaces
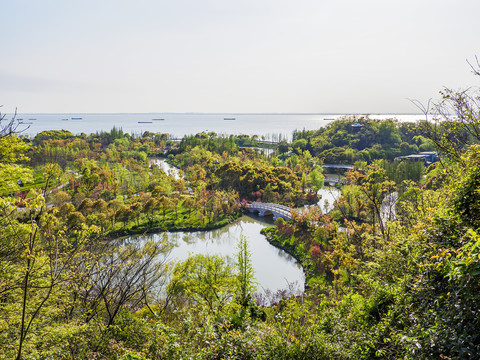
324,176,345,184
247,202,294,218
249,202,292,211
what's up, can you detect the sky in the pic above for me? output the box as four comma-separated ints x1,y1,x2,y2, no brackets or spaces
1,0,479,114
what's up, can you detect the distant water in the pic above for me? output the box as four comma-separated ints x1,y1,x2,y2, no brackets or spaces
12,113,425,139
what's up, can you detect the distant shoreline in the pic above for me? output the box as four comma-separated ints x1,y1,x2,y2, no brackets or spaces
13,113,430,139
12,112,426,116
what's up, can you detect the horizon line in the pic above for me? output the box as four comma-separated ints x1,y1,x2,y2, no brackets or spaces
10,111,426,116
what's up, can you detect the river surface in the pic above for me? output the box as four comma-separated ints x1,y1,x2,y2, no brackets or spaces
127,215,305,294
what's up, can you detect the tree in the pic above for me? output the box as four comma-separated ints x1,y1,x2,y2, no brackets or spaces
92,198,107,213
0,107,23,138
415,58,480,164
129,201,142,226
157,195,172,220
263,183,275,203
107,198,122,227
1,190,100,359
67,211,86,229
353,164,395,238
308,167,325,193
73,240,171,327
170,192,181,220
116,204,135,230
235,236,257,307
143,198,158,226
168,254,236,315
77,198,93,215
52,190,71,208
182,195,195,218
0,110,31,195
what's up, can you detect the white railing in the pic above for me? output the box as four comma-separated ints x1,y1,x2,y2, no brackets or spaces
247,202,293,219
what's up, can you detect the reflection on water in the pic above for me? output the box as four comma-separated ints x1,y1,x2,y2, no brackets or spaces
247,147,275,156
317,187,341,213
149,158,182,180
126,215,305,294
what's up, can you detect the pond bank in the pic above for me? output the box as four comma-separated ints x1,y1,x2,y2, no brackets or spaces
107,212,242,239
125,214,305,295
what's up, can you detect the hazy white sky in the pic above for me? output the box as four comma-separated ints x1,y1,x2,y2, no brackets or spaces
1,0,479,113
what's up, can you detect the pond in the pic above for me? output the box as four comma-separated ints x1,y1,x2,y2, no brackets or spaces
126,215,305,295
317,186,341,213
148,158,182,180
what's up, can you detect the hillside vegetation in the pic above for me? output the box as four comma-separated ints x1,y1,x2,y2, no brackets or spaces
1,72,480,359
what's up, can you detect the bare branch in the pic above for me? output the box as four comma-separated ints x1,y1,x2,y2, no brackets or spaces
467,55,480,76
407,97,432,121
0,107,29,137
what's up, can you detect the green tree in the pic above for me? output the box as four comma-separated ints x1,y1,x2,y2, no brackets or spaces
117,204,135,230
308,167,325,193
157,195,172,219
182,195,195,218
263,183,275,203
168,254,236,315
353,164,395,238
418,61,480,164
67,211,86,229
0,114,32,194
1,192,100,359
143,197,158,226
235,236,257,307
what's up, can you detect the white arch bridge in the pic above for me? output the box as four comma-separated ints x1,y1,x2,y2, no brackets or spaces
246,202,293,221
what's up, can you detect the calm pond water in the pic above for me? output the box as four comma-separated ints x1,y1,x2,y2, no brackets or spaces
127,215,305,294
317,187,341,213
149,158,182,180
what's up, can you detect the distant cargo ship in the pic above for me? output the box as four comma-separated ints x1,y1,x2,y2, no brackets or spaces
152,118,165,121
138,121,153,124
71,117,83,120
224,117,236,120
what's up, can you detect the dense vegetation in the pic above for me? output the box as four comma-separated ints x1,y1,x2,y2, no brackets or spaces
292,116,435,164
2,71,480,359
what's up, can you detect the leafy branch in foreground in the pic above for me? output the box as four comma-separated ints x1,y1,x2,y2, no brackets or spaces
415,58,480,164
